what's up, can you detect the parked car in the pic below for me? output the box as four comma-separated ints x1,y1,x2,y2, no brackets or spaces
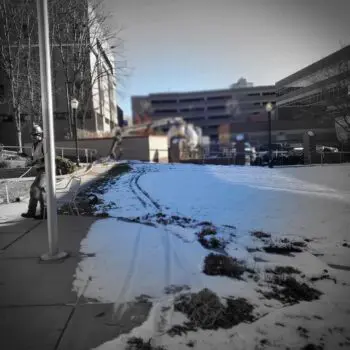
316,145,339,153
253,143,303,166
231,142,256,164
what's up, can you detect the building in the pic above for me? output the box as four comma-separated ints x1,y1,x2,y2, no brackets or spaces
0,0,118,146
117,105,125,127
274,45,350,146
214,46,350,147
132,79,276,142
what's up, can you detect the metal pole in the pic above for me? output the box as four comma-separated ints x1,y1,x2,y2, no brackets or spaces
74,109,80,166
268,111,273,168
36,0,67,261
65,82,73,138
5,184,10,204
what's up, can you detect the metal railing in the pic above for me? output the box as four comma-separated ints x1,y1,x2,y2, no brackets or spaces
180,148,350,166
0,145,98,164
316,151,350,165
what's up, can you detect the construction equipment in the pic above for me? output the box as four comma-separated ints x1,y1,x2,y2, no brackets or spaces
109,117,202,160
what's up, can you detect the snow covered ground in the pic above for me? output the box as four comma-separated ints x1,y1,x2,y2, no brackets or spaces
73,163,350,350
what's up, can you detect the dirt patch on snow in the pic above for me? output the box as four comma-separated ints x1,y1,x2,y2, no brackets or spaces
196,225,234,251
164,284,191,295
125,337,166,350
263,243,303,255
168,288,254,335
261,276,322,305
131,213,194,227
309,270,337,284
167,323,197,337
301,344,324,350
203,253,246,279
252,231,272,239
266,266,301,275
64,163,131,216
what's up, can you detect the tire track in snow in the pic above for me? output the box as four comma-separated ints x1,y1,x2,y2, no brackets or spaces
109,226,143,324
162,223,171,290
134,169,162,210
152,227,205,348
128,171,148,209
127,167,177,344
128,167,162,211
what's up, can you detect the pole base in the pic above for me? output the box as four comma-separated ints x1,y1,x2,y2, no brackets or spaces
40,251,69,262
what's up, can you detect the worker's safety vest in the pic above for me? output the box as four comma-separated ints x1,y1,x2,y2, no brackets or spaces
32,141,45,170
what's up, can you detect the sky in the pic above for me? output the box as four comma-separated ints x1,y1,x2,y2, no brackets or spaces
104,0,350,117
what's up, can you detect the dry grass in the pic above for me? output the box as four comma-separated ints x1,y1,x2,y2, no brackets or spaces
125,337,166,350
262,276,322,305
170,288,254,333
263,244,303,255
252,231,271,239
266,266,301,275
203,253,246,279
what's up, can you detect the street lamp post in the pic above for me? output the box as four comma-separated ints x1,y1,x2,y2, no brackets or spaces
266,102,274,168
37,0,67,261
70,98,80,166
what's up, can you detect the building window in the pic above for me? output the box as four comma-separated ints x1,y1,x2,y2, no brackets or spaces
247,92,260,97
209,115,228,120
207,95,230,101
185,116,205,121
22,24,29,38
0,84,4,102
97,113,104,131
154,109,177,114
0,115,13,122
253,102,260,106
179,98,204,103
262,92,275,96
151,100,177,105
181,107,205,112
55,113,67,120
207,106,224,111
105,117,109,124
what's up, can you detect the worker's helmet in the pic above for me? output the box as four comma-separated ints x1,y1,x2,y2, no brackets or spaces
31,124,43,140
32,124,43,135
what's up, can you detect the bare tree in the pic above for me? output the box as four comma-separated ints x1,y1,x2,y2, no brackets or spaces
0,0,40,150
49,0,129,138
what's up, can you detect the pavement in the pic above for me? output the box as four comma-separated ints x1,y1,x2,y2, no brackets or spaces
0,162,150,350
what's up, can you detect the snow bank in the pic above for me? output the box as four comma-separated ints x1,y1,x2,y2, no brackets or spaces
72,163,350,349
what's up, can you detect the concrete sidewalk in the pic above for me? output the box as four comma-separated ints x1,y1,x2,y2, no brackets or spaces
0,162,148,350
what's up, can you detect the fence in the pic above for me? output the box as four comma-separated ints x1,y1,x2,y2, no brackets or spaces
1,145,98,164
180,148,350,167
0,166,39,204
311,151,350,165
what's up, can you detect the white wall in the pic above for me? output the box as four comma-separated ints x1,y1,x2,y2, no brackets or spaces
148,136,169,162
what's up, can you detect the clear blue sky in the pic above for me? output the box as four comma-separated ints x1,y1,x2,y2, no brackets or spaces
105,0,350,117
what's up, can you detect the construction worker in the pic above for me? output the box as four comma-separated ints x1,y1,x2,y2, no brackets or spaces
109,125,123,160
21,124,46,219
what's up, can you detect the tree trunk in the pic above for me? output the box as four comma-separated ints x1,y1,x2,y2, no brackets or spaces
15,108,23,152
